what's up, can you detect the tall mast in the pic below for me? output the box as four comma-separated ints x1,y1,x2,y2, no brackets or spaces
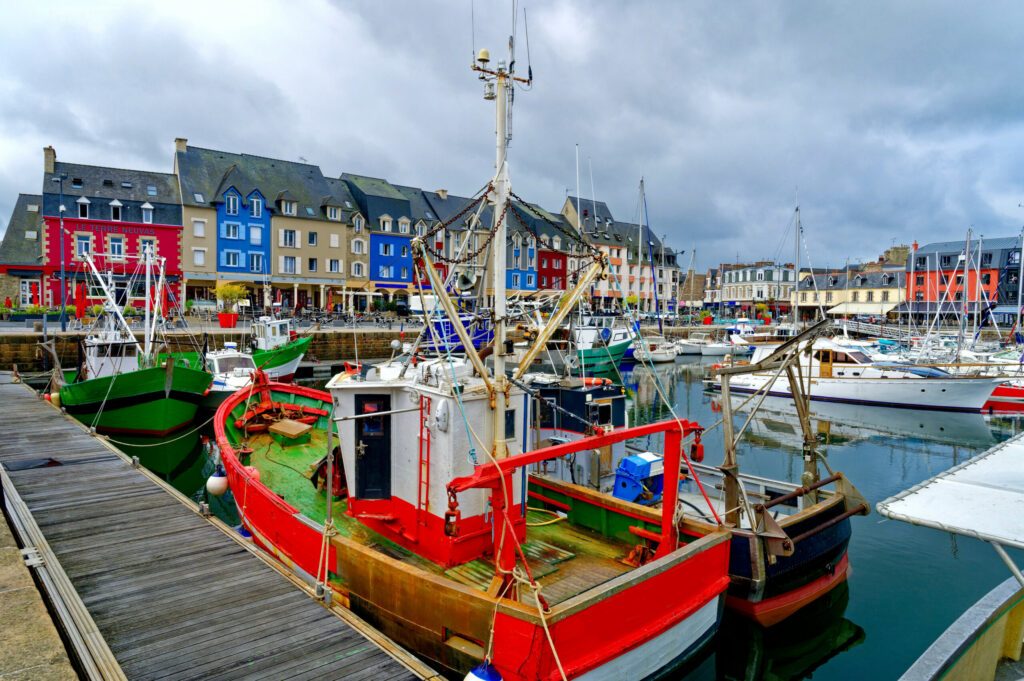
794,203,801,324
638,178,645,312
1016,226,1024,341
143,244,152,361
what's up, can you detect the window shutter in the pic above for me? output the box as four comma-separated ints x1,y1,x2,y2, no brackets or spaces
330,234,339,248
294,230,301,247
278,230,285,247
278,255,285,273
295,257,301,274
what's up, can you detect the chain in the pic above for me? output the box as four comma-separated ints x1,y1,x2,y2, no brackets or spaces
509,190,598,255
422,202,508,265
421,183,493,243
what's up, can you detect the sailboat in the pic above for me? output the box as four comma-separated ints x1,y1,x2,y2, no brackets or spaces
213,37,732,681
49,248,212,436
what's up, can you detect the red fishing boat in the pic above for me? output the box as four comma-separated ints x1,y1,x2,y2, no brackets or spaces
212,35,733,680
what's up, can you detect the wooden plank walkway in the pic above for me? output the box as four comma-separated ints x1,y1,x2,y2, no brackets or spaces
0,378,433,680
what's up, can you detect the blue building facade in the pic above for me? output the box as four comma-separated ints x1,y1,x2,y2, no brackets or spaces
507,229,538,292
216,186,271,281
342,174,416,293
372,232,413,287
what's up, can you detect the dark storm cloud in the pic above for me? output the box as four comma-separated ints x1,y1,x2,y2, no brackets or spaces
2,0,1024,268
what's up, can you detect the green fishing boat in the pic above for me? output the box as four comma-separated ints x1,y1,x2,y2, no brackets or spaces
574,337,632,373
51,250,211,436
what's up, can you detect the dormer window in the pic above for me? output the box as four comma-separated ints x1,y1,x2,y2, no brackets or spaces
251,197,263,218
109,199,122,222
353,215,363,232
282,201,297,216
399,219,410,234
226,194,239,215
141,202,153,224
71,178,83,189
381,216,393,232
76,196,90,219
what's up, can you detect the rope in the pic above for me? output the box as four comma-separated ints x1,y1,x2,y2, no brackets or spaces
105,412,216,448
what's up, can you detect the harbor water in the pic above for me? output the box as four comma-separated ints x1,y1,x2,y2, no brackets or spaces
113,357,1024,680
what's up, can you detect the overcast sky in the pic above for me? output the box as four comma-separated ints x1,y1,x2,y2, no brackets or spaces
2,0,1024,270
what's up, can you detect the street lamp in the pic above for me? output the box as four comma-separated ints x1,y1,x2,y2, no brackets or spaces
51,173,68,331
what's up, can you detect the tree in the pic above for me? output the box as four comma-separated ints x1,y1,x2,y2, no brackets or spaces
217,283,248,312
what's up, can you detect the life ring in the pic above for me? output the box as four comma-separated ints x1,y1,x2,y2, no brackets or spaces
582,377,612,386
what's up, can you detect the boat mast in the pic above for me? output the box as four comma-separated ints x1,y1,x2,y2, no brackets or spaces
794,203,801,324
143,244,152,362
1017,225,1024,342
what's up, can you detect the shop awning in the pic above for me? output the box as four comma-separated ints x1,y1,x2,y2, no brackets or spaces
826,302,898,315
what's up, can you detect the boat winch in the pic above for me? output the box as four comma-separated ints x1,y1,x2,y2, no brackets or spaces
613,452,665,505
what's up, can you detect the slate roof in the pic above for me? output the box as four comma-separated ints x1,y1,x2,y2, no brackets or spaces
393,185,441,225
0,194,44,266
341,173,411,228
322,177,359,221
913,236,1020,257
177,146,335,221
565,195,614,222
44,162,179,207
799,270,905,290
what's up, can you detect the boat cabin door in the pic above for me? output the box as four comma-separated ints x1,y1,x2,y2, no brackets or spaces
818,349,834,378
354,395,391,499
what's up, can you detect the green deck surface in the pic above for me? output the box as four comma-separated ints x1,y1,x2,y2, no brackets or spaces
235,396,642,602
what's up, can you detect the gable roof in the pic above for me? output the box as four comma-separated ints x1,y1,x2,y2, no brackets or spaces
0,194,44,265
341,173,411,228
44,162,178,207
176,145,335,221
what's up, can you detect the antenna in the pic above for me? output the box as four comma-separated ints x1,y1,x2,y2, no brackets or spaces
523,7,533,85
470,0,476,67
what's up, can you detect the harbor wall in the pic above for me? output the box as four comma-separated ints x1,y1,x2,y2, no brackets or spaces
0,328,413,372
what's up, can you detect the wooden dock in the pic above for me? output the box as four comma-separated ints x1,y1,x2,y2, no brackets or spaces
0,376,438,680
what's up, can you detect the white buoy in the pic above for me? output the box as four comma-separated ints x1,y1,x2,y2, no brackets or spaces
206,464,228,496
390,339,402,350
465,662,502,681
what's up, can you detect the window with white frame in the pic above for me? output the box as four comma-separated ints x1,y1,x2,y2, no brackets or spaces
329,259,340,273
352,261,364,278
78,201,89,219
283,230,296,248
308,231,318,246
353,216,363,232
110,201,122,221
192,248,206,266
380,243,393,256
381,217,393,232
250,253,264,273
328,206,340,221
76,234,91,256
511,273,521,288
283,256,296,274
398,219,410,234
401,267,409,279
308,257,317,272
140,238,155,256
251,197,262,218
192,219,205,237
526,274,534,287
352,239,364,254
249,226,262,245
109,236,124,259
282,201,297,216
401,245,408,258
141,206,153,224
226,193,239,215
224,250,240,267
756,270,764,281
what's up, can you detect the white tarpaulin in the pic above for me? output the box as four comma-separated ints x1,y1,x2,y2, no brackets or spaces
877,433,1024,549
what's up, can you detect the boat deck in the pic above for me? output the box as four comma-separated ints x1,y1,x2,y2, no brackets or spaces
0,376,433,680
246,428,639,606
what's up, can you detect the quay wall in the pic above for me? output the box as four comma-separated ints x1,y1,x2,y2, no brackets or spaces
0,328,414,372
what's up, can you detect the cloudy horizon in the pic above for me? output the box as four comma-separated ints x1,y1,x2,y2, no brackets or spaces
2,0,1023,271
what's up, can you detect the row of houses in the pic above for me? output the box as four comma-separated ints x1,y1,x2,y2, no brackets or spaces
0,141,685,313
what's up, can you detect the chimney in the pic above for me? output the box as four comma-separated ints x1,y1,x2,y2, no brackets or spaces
43,146,55,174
174,137,188,153
435,188,448,200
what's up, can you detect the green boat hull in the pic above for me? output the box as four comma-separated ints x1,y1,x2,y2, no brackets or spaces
59,365,212,436
574,338,631,373
252,335,311,380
